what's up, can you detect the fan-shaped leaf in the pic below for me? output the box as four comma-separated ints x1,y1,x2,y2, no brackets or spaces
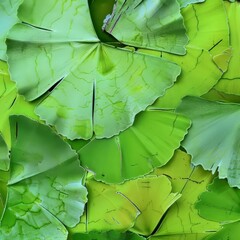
79,110,190,183
71,175,140,233
214,1,240,96
150,150,220,240
152,0,230,108
104,0,188,55
176,96,240,188
0,116,87,239
7,0,182,140
196,178,240,240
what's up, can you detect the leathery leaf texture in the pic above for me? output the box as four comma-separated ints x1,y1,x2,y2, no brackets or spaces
176,96,240,188
70,174,180,237
0,116,87,240
196,178,240,240
6,0,187,140
79,110,191,183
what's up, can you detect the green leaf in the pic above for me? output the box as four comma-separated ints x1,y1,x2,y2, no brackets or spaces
0,0,22,60
105,0,188,55
196,178,240,240
0,60,38,147
70,231,145,240
70,175,140,233
119,175,181,236
7,0,181,140
0,116,87,239
79,110,190,183
152,0,230,108
176,96,240,188
214,1,240,96
149,150,220,240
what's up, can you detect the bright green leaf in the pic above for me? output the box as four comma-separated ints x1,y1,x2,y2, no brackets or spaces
105,0,188,55
0,116,88,239
119,175,181,236
0,60,38,147
70,175,140,233
149,150,220,240
196,178,240,240
79,110,190,183
176,96,240,188
152,0,230,108
214,1,240,96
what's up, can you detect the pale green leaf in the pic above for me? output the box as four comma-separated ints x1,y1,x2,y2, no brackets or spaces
0,0,22,60
0,116,88,239
176,96,240,188
105,0,188,55
79,110,190,183
7,0,181,140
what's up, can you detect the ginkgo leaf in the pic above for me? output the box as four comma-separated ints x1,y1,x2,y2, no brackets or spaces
0,60,38,147
196,178,240,240
71,174,180,237
150,150,220,240
7,0,182,140
214,1,240,96
104,0,188,55
152,0,230,109
70,174,140,233
0,116,88,239
118,175,181,237
79,110,190,183
0,0,21,60
70,231,145,240
176,96,240,188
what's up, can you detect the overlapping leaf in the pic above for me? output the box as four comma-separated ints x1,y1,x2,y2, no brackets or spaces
214,1,240,96
70,174,180,237
0,60,37,147
196,178,240,240
152,0,230,109
0,0,21,60
0,116,87,239
150,150,220,240
79,110,190,183
176,96,240,188
104,0,188,54
6,0,184,140
70,175,140,233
